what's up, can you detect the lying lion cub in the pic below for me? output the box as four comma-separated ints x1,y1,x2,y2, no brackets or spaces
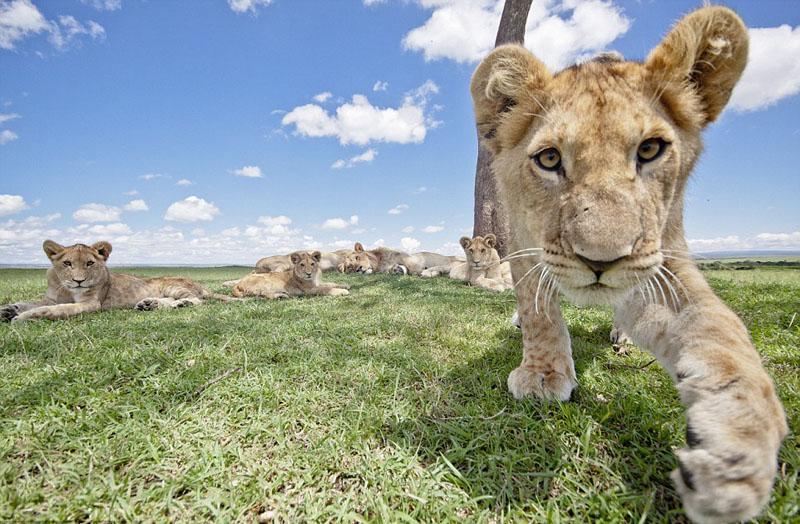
1,240,231,322
421,234,512,292
231,251,350,299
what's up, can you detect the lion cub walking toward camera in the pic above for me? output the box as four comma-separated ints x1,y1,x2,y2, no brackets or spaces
0,240,231,322
231,251,350,299
422,234,512,292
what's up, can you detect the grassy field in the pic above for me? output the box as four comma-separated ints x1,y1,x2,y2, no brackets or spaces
0,266,797,522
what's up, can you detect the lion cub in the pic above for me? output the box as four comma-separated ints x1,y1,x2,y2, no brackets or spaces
1,240,231,322
231,251,350,299
421,234,513,292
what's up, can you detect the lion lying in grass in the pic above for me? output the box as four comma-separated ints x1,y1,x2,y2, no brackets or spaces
470,6,786,522
339,242,459,275
0,240,231,322
421,234,512,292
254,249,351,274
231,251,350,299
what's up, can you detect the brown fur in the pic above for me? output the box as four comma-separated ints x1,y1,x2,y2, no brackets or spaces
471,7,785,523
339,242,458,276
231,251,350,299
0,240,231,322
421,235,512,292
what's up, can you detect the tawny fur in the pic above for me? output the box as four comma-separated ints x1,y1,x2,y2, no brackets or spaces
471,7,786,524
231,251,350,299
222,250,351,288
339,242,459,276
421,234,512,292
0,240,231,322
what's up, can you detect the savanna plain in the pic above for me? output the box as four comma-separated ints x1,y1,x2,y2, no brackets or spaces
0,263,797,522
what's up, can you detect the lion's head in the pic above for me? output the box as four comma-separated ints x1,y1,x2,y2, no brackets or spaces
290,251,322,282
460,234,500,272
340,242,378,274
471,6,747,305
43,240,112,291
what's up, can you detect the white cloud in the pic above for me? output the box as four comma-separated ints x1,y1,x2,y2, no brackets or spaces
403,0,630,70
372,238,386,248
81,0,122,11
123,189,139,196
688,231,800,252
282,80,439,146
363,0,385,6
231,165,263,178
413,186,427,194
388,203,409,215
73,203,121,223
422,225,444,233
257,215,292,227
0,129,18,144
0,112,19,123
730,25,800,112
320,215,359,230
123,199,148,212
438,241,463,256
164,196,220,222
313,91,332,103
176,178,192,186
373,80,389,92
0,194,28,216
53,15,106,48
228,0,272,14
402,225,414,233
85,222,131,236
0,0,49,50
351,227,367,235
401,236,420,251
331,148,378,169
139,173,165,181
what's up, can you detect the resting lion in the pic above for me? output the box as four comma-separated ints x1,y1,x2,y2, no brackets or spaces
339,242,458,275
0,240,231,322
471,7,786,523
421,234,512,292
254,249,350,274
231,251,350,299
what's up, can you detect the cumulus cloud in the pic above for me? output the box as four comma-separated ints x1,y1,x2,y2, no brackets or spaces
73,203,121,223
257,215,292,227
730,25,800,112
0,0,49,50
403,0,630,70
0,129,18,144
401,236,420,251
82,222,132,236
228,0,273,14
331,148,378,169
321,215,359,230
176,178,192,186
123,199,148,212
282,80,439,146
688,231,800,252
422,225,444,233
438,241,464,256
313,91,332,103
388,203,409,215
164,196,220,222
0,194,28,216
81,0,122,11
373,80,388,92
51,15,106,49
231,165,263,178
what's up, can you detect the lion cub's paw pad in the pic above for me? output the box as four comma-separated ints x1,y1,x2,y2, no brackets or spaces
135,298,160,311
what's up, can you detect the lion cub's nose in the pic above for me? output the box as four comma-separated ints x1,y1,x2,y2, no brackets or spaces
575,254,625,278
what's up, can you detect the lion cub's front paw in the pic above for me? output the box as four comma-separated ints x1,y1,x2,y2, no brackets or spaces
507,363,577,401
135,298,160,311
672,444,778,524
420,269,439,278
1,304,20,322
329,288,349,296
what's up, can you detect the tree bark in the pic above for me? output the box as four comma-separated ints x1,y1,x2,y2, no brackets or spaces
473,0,533,257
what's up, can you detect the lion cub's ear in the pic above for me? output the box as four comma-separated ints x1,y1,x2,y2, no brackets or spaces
354,242,364,253
484,234,497,248
311,251,322,262
91,241,112,261
459,236,472,249
471,44,551,153
645,6,748,127
43,240,65,260
290,252,301,264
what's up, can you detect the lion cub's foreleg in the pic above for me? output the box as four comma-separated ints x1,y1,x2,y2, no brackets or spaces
13,301,101,321
616,264,787,524
507,265,577,401
304,283,350,297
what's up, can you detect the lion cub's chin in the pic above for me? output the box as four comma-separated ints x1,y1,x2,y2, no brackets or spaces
560,284,632,307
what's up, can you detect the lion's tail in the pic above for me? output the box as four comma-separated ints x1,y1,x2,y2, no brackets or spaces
203,290,238,302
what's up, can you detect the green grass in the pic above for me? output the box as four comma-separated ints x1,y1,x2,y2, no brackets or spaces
0,267,798,522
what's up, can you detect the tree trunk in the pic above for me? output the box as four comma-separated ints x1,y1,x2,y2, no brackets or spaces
473,0,533,257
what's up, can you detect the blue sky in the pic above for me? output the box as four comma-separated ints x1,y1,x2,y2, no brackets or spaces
1,0,798,264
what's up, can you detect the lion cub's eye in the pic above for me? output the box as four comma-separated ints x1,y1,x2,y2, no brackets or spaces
532,148,562,171
86,261,94,267
637,138,668,163
63,261,72,267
